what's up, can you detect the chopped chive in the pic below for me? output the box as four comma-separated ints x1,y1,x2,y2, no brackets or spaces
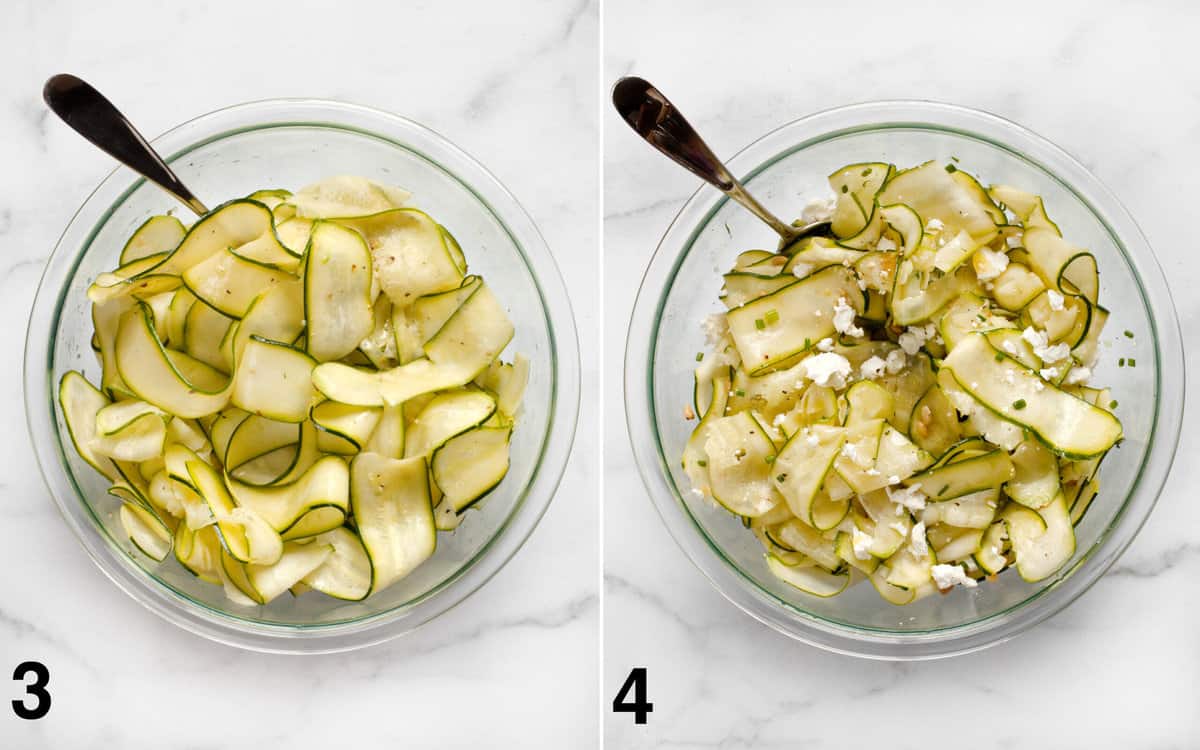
734,389,746,397
695,352,704,362
804,337,812,348
776,473,788,483
755,318,766,330
1118,358,1126,367
1128,358,1136,367
944,164,958,173
1124,330,1134,338
950,155,960,163
1109,400,1119,409
1013,399,1027,410
765,454,776,464
764,309,780,325
938,484,950,497
861,167,873,177
841,185,849,194
695,460,707,468
995,352,1004,361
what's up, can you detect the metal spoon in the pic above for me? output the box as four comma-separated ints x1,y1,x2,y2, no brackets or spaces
43,74,210,215
612,76,830,247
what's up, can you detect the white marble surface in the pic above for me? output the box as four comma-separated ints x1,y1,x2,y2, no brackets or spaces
0,1,598,747
605,1,1200,747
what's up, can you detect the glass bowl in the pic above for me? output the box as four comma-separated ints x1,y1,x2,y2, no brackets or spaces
625,100,1183,659
25,99,580,653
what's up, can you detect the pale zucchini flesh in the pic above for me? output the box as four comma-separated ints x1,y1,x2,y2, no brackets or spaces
684,158,1121,602
59,177,524,606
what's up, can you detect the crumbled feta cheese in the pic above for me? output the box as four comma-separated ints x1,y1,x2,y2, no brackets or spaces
1064,366,1092,385
840,441,860,463
1006,235,1022,248
886,483,927,511
1001,340,1017,355
910,521,928,557
772,412,788,428
800,352,852,389
865,467,881,477
925,218,945,233
800,196,836,224
841,441,872,469
1021,325,1047,350
931,563,978,589
817,337,835,352
897,330,923,356
897,324,937,356
1040,343,1070,363
884,349,907,374
804,429,820,447
791,262,814,280
856,278,868,291
691,488,706,498
1039,366,1059,381
889,521,907,535
1022,326,1070,363
851,528,874,560
702,313,728,346
832,297,864,337
973,247,1010,281
875,236,897,252
1047,289,1065,311
860,355,887,380
888,475,901,484
1033,380,1045,392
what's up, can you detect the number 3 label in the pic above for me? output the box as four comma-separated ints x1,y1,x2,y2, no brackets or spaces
12,661,51,720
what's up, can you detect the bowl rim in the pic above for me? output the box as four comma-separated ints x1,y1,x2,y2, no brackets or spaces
624,98,1184,659
25,97,581,653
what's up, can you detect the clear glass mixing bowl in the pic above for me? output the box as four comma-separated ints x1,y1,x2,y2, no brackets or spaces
625,100,1183,659
25,99,580,653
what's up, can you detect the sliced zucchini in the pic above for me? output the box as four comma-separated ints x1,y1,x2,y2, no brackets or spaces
300,527,372,601
431,425,512,512
943,333,1122,459
766,555,850,597
58,372,118,480
182,247,298,319
116,303,233,418
231,337,316,423
226,454,349,538
292,175,409,219
771,425,845,524
305,221,375,362
119,501,173,561
726,265,864,375
335,208,462,304
404,389,496,458
120,215,186,265
905,449,1013,501
1005,438,1060,508
350,452,436,594
1005,494,1074,582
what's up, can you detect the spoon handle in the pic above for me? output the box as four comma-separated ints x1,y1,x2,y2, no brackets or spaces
612,76,799,242
43,74,209,215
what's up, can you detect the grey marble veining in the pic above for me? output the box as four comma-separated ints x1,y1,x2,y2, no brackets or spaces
0,0,598,747
604,1,1200,747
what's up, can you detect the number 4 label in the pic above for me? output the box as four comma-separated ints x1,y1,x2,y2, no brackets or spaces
612,667,653,725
